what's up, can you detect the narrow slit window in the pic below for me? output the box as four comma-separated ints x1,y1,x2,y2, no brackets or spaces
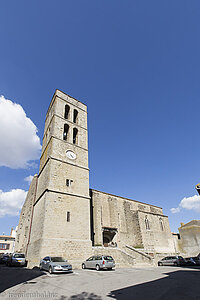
159,218,164,231
64,105,70,119
24,226,28,238
73,109,78,123
63,124,69,141
17,234,20,243
145,216,150,230
73,128,78,144
66,211,70,222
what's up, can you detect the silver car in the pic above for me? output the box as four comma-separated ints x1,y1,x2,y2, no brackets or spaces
82,255,115,271
158,256,186,266
39,256,72,274
7,253,27,267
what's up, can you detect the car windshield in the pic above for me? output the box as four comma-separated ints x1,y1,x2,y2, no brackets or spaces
103,256,113,261
51,257,66,262
14,254,25,258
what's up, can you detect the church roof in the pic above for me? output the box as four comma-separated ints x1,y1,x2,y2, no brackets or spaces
91,188,162,209
181,220,200,228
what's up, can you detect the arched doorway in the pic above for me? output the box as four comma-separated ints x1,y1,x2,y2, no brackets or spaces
102,227,117,247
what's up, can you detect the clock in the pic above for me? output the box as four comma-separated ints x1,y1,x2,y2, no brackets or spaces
66,150,76,160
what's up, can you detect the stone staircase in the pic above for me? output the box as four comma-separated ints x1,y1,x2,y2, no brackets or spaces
124,245,154,266
92,244,154,268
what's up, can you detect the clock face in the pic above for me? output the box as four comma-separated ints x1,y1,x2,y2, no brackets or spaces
66,150,76,160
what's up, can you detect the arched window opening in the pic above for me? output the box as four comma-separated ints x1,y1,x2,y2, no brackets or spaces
145,216,150,230
159,218,164,231
63,124,69,141
64,105,70,119
73,128,78,144
73,109,78,123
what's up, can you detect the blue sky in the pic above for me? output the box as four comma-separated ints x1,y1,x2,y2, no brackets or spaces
0,0,200,234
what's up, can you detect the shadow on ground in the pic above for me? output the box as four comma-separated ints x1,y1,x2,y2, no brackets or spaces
0,265,44,293
108,268,200,300
59,292,102,299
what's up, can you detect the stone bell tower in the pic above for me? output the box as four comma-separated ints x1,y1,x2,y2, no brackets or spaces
27,90,92,267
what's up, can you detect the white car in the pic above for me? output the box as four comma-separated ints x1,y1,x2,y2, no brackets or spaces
7,253,27,267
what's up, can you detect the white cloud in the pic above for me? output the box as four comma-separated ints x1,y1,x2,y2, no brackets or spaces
171,195,200,214
180,195,200,212
170,207,181,214
0,189,27,218
24,175,34,185
0,95,41,169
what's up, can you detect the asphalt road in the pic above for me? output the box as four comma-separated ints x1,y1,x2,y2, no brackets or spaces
0,264,200,299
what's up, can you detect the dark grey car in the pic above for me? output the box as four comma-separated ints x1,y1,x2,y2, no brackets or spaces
1,254,10,264
82,255,115,271
39,256,72,274
158,256,186,266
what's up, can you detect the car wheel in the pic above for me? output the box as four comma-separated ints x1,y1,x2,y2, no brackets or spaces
96,264,100,271
82,263,86,269
49,266,53,274
158,262,163,266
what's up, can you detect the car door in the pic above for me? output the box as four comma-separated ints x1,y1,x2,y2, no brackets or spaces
40,257,46,269
96,256,103,268
42,257,50,270
168,257,174,266
85,256,94,269
91,256,98,269
162,257,169,266
170,256,177,265
45,257,51,270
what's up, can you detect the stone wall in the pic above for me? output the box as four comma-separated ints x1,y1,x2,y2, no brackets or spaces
15,175,38,254
138,210,175,253
178,221,200,256
91,189,176,254
27,190,92,268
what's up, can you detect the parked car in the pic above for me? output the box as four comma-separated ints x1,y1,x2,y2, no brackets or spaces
82,255,115,271
39,256,72,274
6,253,27,267
184,257,196,266
191,256,200,266
158,256,186,266
0,253,5,264
1,254,11,264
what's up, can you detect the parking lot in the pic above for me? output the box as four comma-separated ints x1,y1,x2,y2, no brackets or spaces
0,264,200,300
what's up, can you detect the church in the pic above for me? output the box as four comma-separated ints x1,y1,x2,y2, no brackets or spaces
15,90,176,268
